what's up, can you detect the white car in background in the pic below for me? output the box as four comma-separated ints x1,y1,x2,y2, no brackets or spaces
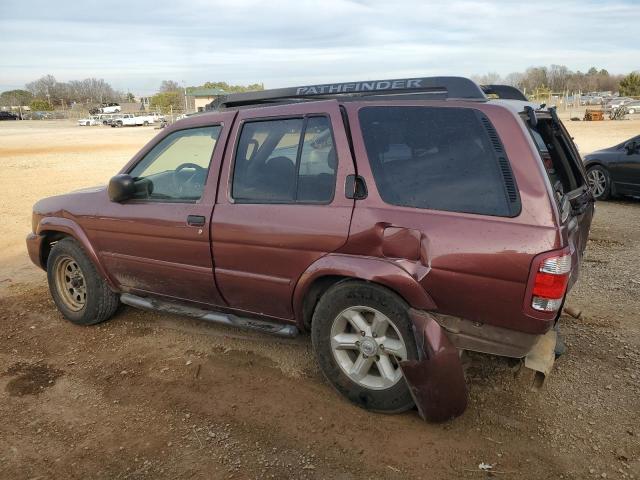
111,113,158,127
625,101,640,114
77,116,101,126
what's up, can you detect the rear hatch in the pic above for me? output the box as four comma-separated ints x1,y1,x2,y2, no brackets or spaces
523,107,594,290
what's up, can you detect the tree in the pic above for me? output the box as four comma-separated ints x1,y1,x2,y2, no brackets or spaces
126,92,135,102
150,91,183,113
26,74,59,100
159,80,181,93
472,72,502,85
198,81,264,93
619,72,640,96
30,99,54,111
0,89,33,107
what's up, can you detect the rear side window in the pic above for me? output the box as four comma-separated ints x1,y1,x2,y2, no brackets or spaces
359,106,519,217
232,116,337,203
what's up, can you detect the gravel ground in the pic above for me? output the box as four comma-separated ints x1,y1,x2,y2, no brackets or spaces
0,119,639,479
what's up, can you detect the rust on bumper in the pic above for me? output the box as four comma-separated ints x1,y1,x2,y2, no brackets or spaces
26,232,45,270
400,309,468,422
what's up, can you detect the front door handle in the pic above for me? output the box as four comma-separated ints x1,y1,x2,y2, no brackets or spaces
187,215,206,227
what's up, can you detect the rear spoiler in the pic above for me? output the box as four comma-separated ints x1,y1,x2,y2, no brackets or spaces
481,84,528,101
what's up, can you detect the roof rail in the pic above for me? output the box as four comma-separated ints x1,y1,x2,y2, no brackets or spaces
481,84,528,101
207,76,487,110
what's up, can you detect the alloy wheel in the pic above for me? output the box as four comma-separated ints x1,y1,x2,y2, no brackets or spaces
587,168,607,198
330,306,408,390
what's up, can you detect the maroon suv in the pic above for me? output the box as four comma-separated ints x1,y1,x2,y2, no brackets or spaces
27,77,594,421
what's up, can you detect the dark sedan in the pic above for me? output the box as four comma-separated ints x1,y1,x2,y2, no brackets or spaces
0,111,19,120
583,135,640,200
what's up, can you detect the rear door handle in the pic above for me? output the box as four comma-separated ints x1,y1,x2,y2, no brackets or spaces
187,215,206,227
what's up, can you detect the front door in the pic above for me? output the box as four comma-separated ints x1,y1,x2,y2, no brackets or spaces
87,116,234,306
211,101,355,319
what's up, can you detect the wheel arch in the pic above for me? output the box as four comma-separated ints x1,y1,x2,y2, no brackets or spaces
37,217,117,289
293,254,437,331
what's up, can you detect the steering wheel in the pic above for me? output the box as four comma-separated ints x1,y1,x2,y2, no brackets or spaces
172,163,207,196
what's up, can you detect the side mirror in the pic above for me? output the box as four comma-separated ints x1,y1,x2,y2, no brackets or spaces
108,174,136,202
624,141,638,155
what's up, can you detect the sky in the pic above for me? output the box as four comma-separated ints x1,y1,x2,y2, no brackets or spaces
0,0,639,95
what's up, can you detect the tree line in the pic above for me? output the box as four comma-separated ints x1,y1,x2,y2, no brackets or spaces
473,65,640,96
0,74,132,111
3,68,637,112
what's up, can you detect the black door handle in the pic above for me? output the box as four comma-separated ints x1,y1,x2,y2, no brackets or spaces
187,215,206,227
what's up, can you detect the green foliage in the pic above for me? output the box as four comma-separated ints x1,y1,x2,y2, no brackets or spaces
0,89,33,106
126,92,135,102
29,99,54,111
150,91,183,113
198,81,264,93
619,72,640,96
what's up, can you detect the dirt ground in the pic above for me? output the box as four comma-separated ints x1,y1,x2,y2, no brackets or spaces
0,119,639,480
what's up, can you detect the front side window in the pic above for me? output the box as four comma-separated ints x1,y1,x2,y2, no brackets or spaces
359,106,517,217
232,116,337,203
129,125,221,201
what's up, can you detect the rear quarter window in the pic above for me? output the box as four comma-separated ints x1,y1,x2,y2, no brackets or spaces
358,106,520,217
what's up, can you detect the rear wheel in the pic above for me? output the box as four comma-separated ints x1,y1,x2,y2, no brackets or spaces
311,281,418,413
47,238,119,325
587,165,611,200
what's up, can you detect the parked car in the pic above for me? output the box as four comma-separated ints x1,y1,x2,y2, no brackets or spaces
0,111,19,120
111,114,155,127
603,97,634,111
77,116,101,126
97,113,120,125
583,135,640,199
90,102,122,115
625,101,640,114
27,77,593,421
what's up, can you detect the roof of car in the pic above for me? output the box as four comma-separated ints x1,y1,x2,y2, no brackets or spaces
205,77,530,111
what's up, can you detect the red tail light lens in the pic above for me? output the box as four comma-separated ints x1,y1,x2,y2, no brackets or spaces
530,253,572,312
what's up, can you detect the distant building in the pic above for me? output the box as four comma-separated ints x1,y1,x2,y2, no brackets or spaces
186,88,226,112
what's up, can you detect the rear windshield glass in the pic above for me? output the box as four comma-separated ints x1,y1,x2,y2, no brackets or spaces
359,106,517,217
528,118,585,200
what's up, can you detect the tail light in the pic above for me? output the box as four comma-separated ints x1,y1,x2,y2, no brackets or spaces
530,252,572,312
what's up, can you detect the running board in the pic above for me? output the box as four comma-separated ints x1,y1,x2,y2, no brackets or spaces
120,293,299,337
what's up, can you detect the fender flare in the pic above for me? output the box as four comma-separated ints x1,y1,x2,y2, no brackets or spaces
37,217,117,289
292,253,437,328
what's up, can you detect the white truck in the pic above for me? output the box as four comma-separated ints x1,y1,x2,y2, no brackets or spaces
111,114,157,127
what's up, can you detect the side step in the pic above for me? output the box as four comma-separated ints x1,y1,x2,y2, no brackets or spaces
120,293,299,338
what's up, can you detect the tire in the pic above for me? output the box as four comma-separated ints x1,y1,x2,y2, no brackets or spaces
311,281,418,413
143,121,149,126
47,238,119,326
586,165,611,200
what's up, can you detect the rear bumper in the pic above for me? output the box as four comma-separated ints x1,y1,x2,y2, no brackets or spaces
26,232,45,270
433,313,545,358
400,309,468,422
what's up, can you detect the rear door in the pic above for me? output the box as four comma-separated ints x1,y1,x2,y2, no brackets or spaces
527,112,594,287
211,101,355,319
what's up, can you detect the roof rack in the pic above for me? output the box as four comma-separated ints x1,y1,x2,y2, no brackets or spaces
481,84,528,101
207,76,487,110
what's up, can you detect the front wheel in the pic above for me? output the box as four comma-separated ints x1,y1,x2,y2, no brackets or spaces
587,165,611,200
311,281,418,413
47,238,119,325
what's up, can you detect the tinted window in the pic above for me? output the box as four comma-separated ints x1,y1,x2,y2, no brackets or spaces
232,117,337,203
359,106,514,216
129,126,221,201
